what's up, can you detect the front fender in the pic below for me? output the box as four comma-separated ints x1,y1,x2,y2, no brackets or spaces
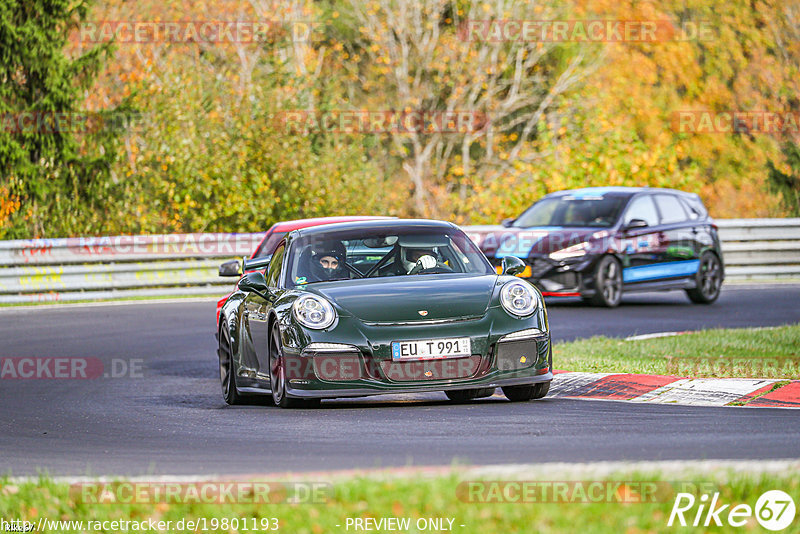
219,291,247,356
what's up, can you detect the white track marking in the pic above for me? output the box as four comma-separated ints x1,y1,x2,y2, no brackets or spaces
630,378,777,406
624,331,688,341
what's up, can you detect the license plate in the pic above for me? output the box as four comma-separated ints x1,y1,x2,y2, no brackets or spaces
391,337,471,361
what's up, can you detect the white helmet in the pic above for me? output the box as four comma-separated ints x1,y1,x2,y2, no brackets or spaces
402,247,437,273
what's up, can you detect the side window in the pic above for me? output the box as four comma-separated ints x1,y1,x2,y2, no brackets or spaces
623,195,659,227
266,243,285,287
655,194,688,224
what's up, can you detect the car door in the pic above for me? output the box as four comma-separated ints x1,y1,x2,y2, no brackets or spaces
618,193,663,283
678,194,715,257
251,242,285,377
241,284,268,380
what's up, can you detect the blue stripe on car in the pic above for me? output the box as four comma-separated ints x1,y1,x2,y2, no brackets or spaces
622,259,700,283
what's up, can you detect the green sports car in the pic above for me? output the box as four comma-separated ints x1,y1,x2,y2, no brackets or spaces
217,219,552,408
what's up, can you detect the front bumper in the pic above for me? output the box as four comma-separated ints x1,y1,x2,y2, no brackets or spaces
286,373,552,399
281,324,552,399
490,255,599,297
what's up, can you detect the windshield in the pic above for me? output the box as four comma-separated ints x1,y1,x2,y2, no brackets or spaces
513,195,629,228
286,227,493,286
252,231,287,258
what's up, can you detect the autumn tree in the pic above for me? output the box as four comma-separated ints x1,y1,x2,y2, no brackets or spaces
330,0,600,216
0,0,121,238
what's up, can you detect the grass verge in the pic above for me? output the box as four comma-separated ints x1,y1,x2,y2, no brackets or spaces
1,470,798,533
554,324,800,378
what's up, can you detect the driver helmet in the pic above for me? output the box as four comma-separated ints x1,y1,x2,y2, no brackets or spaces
309,241,347,281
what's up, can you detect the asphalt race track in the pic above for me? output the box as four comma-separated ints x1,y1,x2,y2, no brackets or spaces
1,284,799,476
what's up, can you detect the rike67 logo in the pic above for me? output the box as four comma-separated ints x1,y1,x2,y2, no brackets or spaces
669,490,796,531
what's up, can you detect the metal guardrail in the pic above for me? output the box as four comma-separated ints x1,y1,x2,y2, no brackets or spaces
716,219,800,279
0,233,262,303
0,220,797,303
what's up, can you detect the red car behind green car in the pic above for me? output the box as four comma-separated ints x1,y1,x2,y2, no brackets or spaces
215,216,391,324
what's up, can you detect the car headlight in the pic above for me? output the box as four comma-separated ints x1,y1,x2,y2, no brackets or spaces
293,295,336,330
500,281,539,317
549,241,590,261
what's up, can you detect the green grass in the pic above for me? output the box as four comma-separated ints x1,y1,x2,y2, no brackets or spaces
554,324,800,378
1,470,799,533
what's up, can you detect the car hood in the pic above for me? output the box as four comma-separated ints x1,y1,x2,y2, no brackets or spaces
305,274,496,323
469,226,598,258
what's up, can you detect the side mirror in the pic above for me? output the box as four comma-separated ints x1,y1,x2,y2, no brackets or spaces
242,255,272,272
218,259,242,277
501,218,515,228
501,256,526,277
238,271,268,293
623,218,649,232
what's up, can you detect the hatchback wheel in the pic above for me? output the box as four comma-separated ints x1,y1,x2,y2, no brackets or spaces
686,252,722,304
590,256,623,307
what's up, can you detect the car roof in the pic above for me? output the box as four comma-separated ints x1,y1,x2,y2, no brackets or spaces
291,219,458,237
271,216,393,232
546,186,699,198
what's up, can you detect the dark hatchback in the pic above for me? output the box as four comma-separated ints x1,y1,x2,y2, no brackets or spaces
475,187,724,307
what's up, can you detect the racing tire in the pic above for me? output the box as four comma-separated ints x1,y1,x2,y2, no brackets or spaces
219,323,244,405
270,323,320,409
590,255,623,308
502,384,532,402
445,388,495,402
502,381,550,402
532,381,550,399
686,251,722,304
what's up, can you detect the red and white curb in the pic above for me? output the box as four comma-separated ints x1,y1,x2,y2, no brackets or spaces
551,371,800,408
